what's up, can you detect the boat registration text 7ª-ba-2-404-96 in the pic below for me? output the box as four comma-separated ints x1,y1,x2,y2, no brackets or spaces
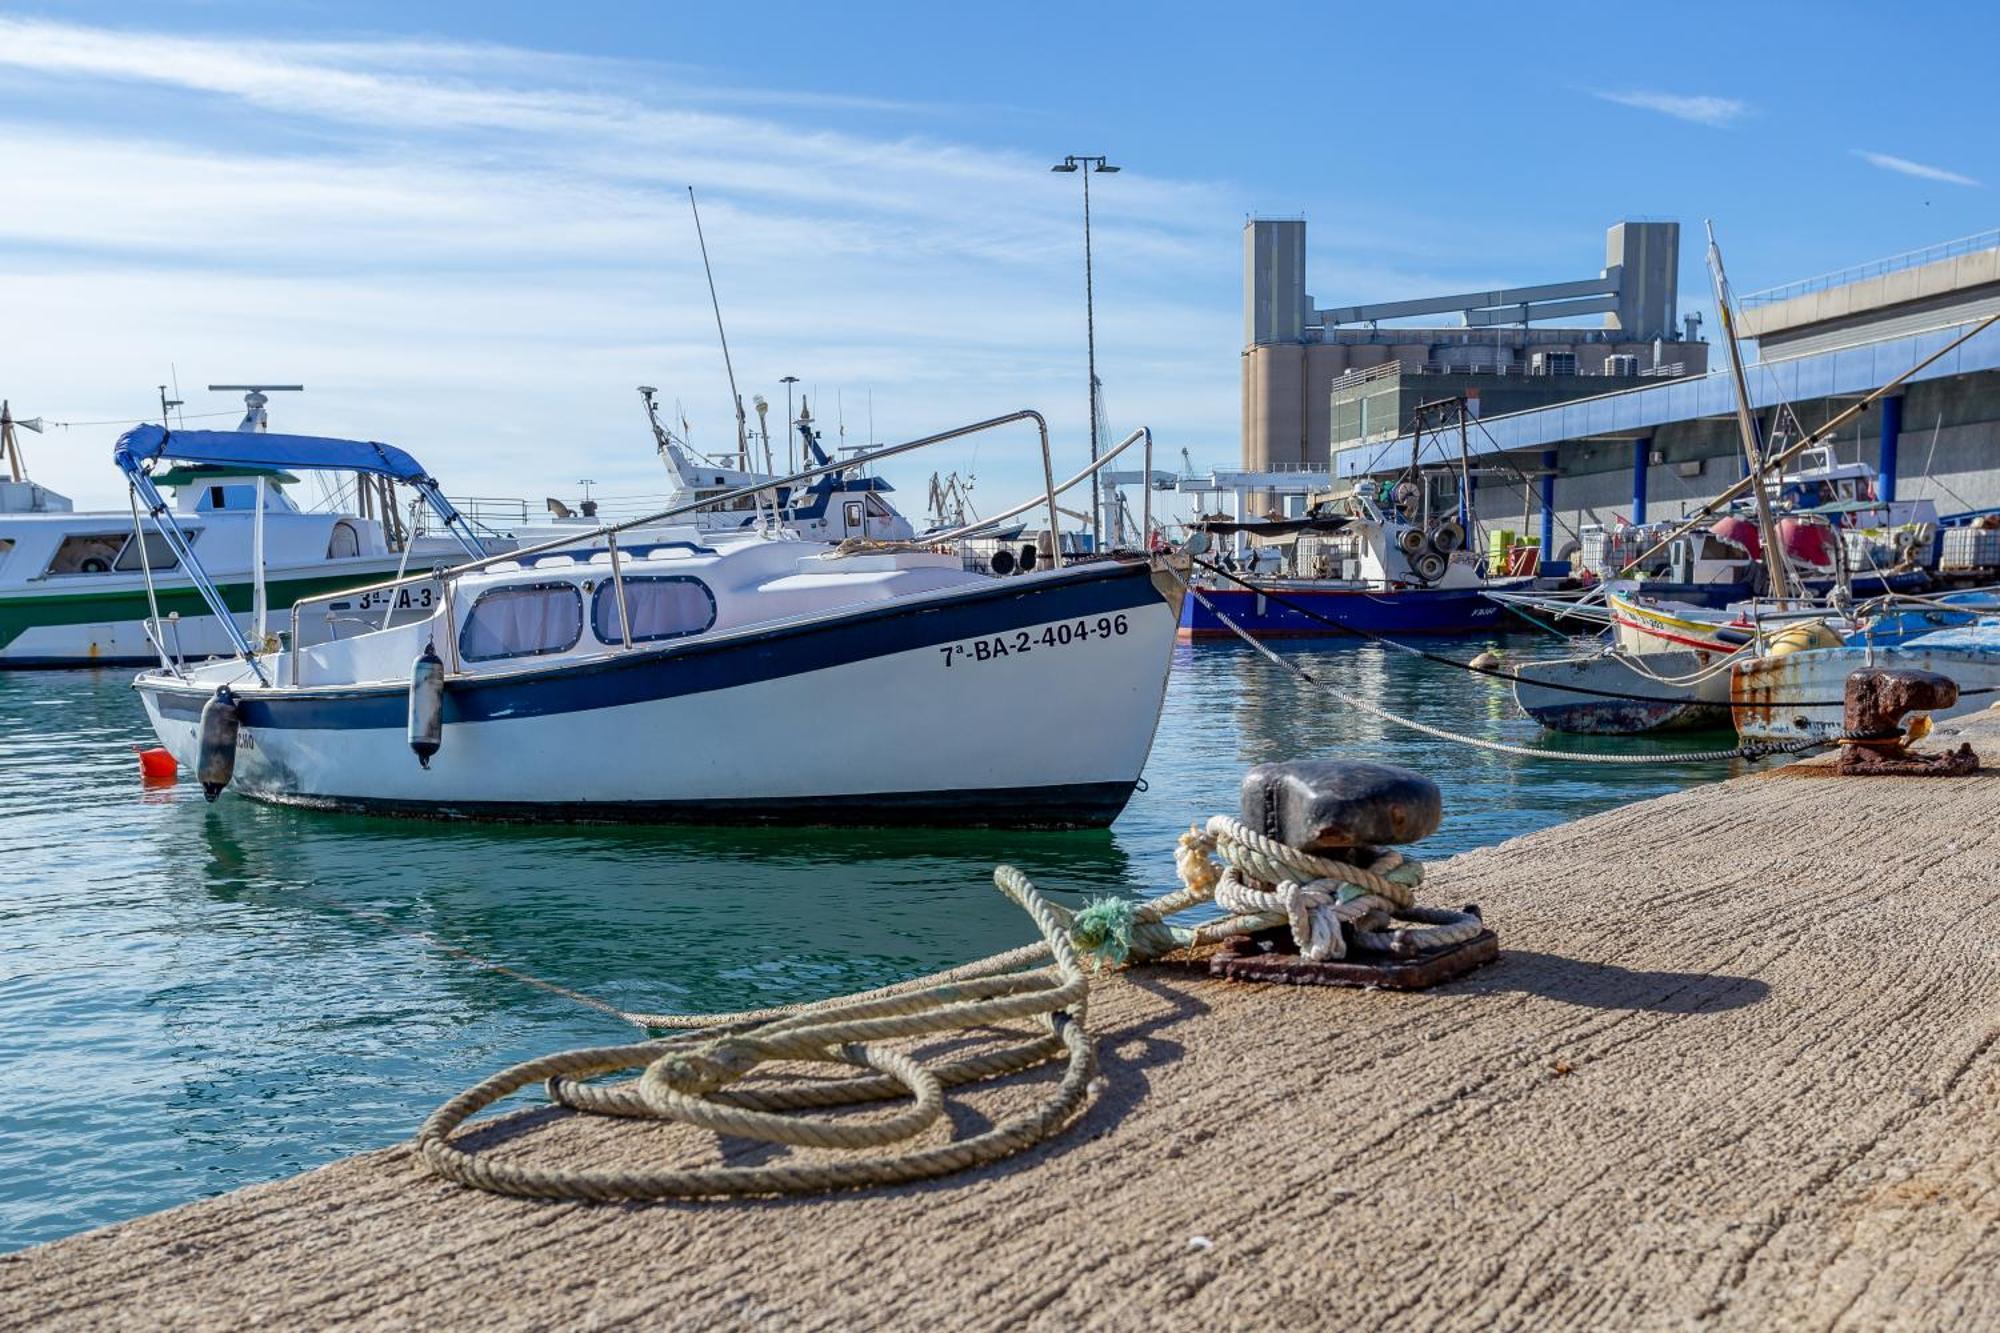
938,614,1131,668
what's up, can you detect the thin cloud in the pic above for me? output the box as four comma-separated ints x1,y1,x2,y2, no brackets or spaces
1594,89,1749,128
1853,150,1980,187
0,16,1242,509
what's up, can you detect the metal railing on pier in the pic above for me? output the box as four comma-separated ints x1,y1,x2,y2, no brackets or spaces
1742,227,2000,309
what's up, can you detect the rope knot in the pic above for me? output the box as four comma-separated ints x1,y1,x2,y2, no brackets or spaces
1071,897,1139,966
652,1044,754,1096
1174,824,1222,895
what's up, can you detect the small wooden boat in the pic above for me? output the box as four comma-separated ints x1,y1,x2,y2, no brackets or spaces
1512,649,1730,735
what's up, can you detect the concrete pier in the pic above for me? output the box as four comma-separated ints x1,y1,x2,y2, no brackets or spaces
6,714,1999,1329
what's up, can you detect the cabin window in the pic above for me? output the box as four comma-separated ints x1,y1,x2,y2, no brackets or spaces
327,521,361,559
197,484,265,511
844,500,864,530
458,582,584,662
113,531,184,573
865,494,894,518
44,533,130,575
591,576,715,645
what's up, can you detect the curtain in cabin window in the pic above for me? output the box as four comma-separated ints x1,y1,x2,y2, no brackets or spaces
591,576,716,645
459,583,584,661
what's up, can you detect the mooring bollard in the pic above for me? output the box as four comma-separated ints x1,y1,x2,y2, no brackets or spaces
1839,668,1979,777
1205,759,1498,990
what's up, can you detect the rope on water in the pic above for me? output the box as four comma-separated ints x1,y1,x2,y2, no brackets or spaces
416,828,1452,1200
1175,571,1839,766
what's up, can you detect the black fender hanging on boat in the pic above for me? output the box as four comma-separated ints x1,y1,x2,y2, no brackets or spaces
408,642,446,769
197,686,240,802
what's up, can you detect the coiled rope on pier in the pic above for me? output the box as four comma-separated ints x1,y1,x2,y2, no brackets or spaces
417,833,1449,1200
1179,815,1482,962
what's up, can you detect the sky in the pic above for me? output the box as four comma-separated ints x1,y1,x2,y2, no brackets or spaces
1,1,1992,512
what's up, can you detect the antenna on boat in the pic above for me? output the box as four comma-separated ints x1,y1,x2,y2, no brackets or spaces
687,187,749,473
207,384,303,434
1703,222,1792,606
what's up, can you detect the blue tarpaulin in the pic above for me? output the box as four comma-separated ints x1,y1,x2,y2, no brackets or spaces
114,424,434,483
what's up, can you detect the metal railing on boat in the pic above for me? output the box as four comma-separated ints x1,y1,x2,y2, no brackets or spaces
285,414,1154,687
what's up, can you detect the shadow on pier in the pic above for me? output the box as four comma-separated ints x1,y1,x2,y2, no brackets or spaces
1460,950,1770,1014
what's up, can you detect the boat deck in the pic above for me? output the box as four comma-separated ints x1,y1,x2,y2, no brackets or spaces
6,712,1999,1329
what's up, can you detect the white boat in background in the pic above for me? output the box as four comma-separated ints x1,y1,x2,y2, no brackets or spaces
642,388,916,544
128,411,1186,828
0,390,470,667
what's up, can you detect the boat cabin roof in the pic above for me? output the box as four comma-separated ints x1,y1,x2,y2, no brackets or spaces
154,464,302,488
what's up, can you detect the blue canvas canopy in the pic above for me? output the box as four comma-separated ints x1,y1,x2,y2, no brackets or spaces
114,424,433,483
112,424,488,670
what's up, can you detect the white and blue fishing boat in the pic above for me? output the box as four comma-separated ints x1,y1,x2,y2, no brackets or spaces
125,412,1185,828
0,390,458,667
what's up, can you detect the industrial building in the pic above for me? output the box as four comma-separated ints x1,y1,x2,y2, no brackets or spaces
1328,227,2000,561
1242,218,1710,474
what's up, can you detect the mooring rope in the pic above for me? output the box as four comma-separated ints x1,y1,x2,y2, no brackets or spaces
1187,557,1878,710
1174,570,1838,765
416,832,1453,1200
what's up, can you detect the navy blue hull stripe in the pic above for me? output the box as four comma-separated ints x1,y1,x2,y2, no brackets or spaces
235,779,1135,829
147,560,1166,730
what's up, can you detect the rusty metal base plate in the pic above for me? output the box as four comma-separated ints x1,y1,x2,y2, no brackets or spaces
1838,741,1979,777
1207,927,1500,990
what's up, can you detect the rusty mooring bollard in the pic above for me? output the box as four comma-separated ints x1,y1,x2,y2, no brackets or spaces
1839,668,1979,777
1209,759,1498,990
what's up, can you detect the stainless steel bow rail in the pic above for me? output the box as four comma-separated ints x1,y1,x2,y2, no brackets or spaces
277,416,1155,686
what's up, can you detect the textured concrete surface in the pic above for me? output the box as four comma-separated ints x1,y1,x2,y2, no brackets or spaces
6,714,1999,1330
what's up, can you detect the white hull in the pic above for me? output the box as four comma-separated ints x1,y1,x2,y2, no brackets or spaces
1731,628,2000,743
138,560,1181,827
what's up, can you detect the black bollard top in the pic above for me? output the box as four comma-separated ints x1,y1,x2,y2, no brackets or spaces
1240,760,1442,851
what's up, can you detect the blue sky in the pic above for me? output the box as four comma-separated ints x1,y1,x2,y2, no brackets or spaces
1,1,1991,510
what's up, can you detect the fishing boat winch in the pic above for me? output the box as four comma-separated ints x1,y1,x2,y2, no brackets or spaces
196,686,240,801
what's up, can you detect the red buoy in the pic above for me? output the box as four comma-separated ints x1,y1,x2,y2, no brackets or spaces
134,744,178,787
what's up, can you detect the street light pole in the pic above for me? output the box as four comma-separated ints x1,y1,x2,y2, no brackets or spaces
1052,153,1119,552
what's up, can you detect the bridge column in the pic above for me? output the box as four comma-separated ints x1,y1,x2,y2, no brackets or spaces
1878,393,1903,502
1539,449,1557,558
1631,436,1651,524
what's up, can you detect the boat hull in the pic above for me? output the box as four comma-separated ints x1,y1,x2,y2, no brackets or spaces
1179,582,1513,639
1606,592,1750,657
0,562,421,668
136,559,1181,829
1513,649,1731,735
1730,626,2000,743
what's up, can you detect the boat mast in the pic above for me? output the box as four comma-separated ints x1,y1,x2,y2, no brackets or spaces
688,187,749,473
1704,222,1791,605
1457,398,1473,535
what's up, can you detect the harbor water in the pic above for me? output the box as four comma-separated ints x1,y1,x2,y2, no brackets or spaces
0,635,1769,1252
